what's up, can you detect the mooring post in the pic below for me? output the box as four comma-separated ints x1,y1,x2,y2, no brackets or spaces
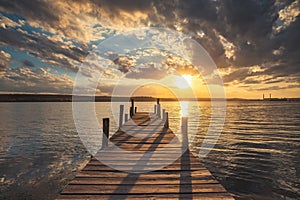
157,104,161,118
135,107,137,114
130,98,134,117
157,98,161,118
129,108,132,118
164,112,169,128
119,105,124,128
162,109,166,121
181,116,188,150
102,118,109,149
154,104,157,114
125,113,128,122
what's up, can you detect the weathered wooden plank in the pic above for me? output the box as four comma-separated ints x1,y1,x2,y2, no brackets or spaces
81,166,206,172
92,154,193,159
102,144,182,150
57,112,234,200
57,193,234,200
75,170,213,178
88,157,202,163
69,177,219,185
87,160,205,168
61,183,227,194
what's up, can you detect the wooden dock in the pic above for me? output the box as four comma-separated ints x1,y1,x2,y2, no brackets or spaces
58,107,234,199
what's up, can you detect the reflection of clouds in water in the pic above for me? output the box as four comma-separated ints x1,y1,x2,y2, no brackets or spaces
1,150,90,199
1,102,300,199
0,103,90,199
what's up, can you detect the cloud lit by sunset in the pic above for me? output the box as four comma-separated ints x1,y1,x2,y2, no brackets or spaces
0,0,299,98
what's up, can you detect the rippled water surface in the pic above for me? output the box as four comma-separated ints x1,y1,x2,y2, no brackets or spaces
0,101,299,199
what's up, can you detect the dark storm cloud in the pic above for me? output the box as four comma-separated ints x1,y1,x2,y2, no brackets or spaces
263,63,300,78
223,68,251,83
113,56,136,73
215,0,299,82
0,0,81,39
219,0,276,37
0,62,9,72
0,67,73,94
0,0,299,90
0,0,59,22
151,0,299,85
92,0,153,12
0,26,87,71
184,0,278,68
177,0,217,21
255,84,300,91
0,50,10,72
22,60,35,68
274,16,300,66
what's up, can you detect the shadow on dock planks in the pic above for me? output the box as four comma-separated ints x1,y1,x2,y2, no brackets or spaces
57,111,234,200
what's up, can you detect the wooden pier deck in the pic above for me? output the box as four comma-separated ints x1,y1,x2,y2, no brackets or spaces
58,112,234,199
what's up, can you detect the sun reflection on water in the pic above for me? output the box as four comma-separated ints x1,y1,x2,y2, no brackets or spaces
180,101,189,117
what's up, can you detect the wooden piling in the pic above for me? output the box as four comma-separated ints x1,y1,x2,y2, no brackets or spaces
164,112,169,128
181,117,188,149
119,105,124,128
130,98,134,117
157,104,161,118
102,118,109,149
162,109,166,121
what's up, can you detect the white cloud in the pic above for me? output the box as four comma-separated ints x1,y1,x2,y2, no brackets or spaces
0,14,22,29
273,0,300,33
0,50,11,73
0,67,74,93
218,34,236,60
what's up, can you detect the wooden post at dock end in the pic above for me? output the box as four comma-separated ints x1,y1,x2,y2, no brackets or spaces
181,117,188,150
119,105,124,128
156,98,161,118
130,98,135,117
130,107,133,118
154,104,157,114
164,112,169,128
157,104,161,118
102,118,109,149
162,109,166,121
125,114,128,122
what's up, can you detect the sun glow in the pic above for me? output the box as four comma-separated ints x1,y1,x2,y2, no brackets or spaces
174,75,192,89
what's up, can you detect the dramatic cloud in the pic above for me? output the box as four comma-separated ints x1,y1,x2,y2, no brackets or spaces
22,60,35,68
0,50,10,73
113,56,136,73
0,23,87,71
0,67,73,93
125,64,169,80
0,0,299,97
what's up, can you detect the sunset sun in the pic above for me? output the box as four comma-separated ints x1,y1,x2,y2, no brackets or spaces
174,75,192,89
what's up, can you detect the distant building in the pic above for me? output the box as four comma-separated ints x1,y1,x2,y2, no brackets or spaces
262,93,287,101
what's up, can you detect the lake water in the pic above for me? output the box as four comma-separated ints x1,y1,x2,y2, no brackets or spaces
0,101,299,199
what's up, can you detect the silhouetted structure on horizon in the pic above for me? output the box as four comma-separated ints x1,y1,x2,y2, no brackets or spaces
262,93,287,101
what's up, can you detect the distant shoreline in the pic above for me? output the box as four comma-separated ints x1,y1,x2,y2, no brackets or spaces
0,94,299,102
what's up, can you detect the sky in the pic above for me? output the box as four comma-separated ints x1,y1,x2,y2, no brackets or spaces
0,0,299,99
